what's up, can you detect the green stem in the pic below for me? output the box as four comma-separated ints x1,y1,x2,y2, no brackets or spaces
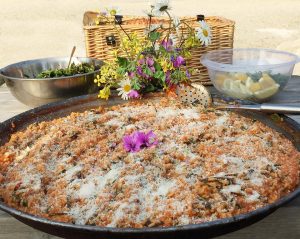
118,24,132,41
179,21,197,48
178,26,185,48
165,10,173,41
148,16,152,38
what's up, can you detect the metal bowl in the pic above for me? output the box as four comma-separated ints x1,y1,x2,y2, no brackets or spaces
0,57,103,107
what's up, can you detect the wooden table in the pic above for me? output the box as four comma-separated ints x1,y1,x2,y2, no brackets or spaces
0,77,300,239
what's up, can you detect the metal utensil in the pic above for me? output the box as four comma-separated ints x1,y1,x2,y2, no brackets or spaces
67,46,76,68
177,83,212,107
216,103,300,114
177,83,300,115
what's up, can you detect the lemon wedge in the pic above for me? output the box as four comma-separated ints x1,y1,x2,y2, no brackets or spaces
259,73,277,88
234,73,248,82
239,83,253,97
245,77,254,88
223,79,252,98
248,82,262,93
254,84,280,99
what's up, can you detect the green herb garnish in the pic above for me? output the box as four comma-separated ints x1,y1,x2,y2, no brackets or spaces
37,62,95,78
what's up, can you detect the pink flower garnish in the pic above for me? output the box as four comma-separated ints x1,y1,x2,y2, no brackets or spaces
123,134,141,153
123,130,158,153
136,130,158,147
128,90,140,99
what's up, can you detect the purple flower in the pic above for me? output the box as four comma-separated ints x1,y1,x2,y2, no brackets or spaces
128,90,140,99
123,134,142,152
135,130,158,148
186,70,191,79
128,72,135,78
138,58,145,65
161,39,173,51
146,57,154,67
137,66,146,78
172,56,185,68
122,130,158,153
149,66,155,73
137,57,156,79
144,131,158,147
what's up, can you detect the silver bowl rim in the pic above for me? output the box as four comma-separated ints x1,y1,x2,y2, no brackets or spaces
0,56,102,81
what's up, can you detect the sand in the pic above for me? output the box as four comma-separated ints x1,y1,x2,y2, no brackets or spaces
0,0,299,74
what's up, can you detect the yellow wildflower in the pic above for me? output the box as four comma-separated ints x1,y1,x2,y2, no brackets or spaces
98,86,111,100
158,58,174,72
183,35,198,49
106,7,119,16
94,74,106,85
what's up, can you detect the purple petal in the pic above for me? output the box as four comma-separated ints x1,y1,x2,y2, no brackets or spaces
165,70,171,85
150,66,156,73
128,72,135,78
186,70,191,79
145,130,158,147
138,58,145,65
123,135,134,152
133,131,147,147
128,90,140,99
173,55,185,68
146,57,154,67
161,39,173,51
137,66,144,76
123,135,141,152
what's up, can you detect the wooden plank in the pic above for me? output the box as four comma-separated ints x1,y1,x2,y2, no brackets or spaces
217,207,300,239
0,216,59,239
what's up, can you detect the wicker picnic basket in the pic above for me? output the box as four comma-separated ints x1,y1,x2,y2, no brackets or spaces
83,12,235,85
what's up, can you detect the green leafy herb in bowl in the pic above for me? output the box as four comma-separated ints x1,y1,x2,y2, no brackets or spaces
37,62,95,78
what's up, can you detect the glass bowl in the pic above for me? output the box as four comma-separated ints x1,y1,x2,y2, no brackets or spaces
201,48,300,101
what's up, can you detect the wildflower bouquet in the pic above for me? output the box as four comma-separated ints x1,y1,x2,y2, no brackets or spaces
94,0,212,100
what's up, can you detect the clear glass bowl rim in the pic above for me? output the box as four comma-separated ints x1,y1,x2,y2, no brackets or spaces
200,48,300,72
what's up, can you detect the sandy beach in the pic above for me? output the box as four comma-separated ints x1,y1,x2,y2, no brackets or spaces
0,0,300,73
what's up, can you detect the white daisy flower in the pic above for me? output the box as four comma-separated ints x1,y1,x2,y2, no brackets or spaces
106,6,120,16
117,76,132,100
144,24,162,35
143,9,156,17
152,0,171,17
195,20,212,46
150,24,162,31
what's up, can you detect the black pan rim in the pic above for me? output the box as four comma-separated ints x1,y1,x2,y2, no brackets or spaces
0,93,299,234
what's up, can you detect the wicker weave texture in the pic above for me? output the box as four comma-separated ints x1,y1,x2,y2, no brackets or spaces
83,12,235,85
